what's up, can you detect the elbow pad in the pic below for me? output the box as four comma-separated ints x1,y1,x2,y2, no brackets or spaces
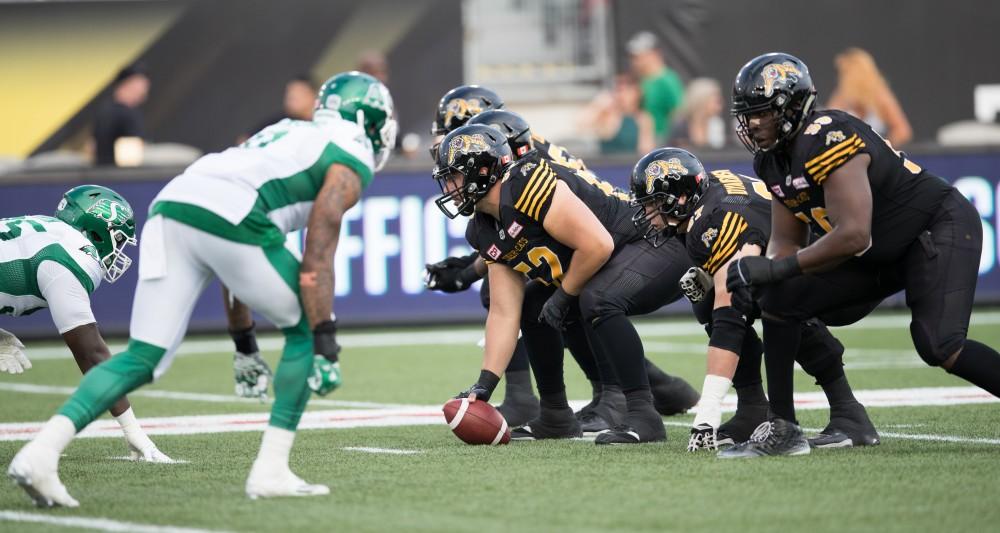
708,306,749,354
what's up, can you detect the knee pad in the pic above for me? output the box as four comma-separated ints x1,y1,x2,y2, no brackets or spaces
910,319,958,367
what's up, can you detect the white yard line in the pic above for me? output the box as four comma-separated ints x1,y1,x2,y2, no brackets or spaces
0,386,996,443
342,446,422,455
20,311,1000,360
0,511,231,533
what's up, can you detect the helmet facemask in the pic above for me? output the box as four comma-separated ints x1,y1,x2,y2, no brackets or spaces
433,166,491,219
101,227,137,283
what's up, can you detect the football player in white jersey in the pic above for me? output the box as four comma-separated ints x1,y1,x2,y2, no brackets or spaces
9,71,397,506
0,185,170,464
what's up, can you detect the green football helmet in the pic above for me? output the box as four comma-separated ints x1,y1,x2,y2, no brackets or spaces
54,185,137,283
314,71,397,171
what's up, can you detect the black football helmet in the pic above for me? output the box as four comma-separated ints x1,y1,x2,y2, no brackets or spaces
731,52,816,154
466,109,533,159
431,85,504,135
433,124,514,218
629,147,707,246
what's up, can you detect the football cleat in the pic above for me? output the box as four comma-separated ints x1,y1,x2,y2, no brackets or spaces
718,418,810,458
577,410,612,435
7,447,78,508
687,424,718,452
716,398,769,447
594,423,666,445
646,364,700,416
511,407,581,440
809,402,881,448
246,468,330,500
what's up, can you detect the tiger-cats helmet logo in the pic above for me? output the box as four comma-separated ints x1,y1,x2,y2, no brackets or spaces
644,157,689,194
446,133,490,166
443,98,484,131
761,61,802,97
87,198,132,226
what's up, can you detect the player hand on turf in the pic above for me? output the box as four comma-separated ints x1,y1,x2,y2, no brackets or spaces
234,351,272,401
539,287,578,330
307,320,342,396
424,253,480,293
0,328,31,375
726,255,801,292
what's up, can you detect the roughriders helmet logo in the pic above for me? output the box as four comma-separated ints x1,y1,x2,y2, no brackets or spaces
87,198,132,226
443,98,483,131
446,133,490,166
362,82,393,113
761,62,802,97
644,158,689,193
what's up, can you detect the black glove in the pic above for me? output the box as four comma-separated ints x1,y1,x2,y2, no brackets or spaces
726,255,801,293
313,319,341,363
455,369,501,402
729,285,762,320
425,253,482,293
539,287,578,330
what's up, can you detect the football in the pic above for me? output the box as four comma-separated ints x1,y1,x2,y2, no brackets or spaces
442,398,511,445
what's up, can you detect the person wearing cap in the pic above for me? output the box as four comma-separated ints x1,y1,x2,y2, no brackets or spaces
627,31,685,143
93,64,150,166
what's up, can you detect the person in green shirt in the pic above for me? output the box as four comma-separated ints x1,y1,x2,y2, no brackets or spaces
628,31,685,143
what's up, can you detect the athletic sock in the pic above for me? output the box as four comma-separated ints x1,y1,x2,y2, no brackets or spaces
732,327,764,389
821,375,860,408
564,322,601,382
506,339,531,373
692,374,733,428
538,390,571,412
762,319,802,424
589,314,648,391
30,415,77,456
115,407,155,451
947,339,1000,397
254,426,295,471
502,369,535,399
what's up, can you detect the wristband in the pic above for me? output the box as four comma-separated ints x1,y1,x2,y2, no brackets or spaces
772,255,802,281
313,320,340,362
229,322,258,354
477,369,501,395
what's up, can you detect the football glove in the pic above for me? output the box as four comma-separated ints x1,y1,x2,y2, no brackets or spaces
0,328,30,375
424,253,481,293
539,287,577,330
687,423,718,452
234,351,272,401
725,255,801,292
455,369,501,402
679,267,714,303
307,320,342,396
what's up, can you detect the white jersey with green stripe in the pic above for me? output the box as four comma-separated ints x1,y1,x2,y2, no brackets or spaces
150,116,375,247
0,216,103,318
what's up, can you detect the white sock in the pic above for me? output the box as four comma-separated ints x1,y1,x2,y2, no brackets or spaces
32,415,77,456
254,426,295,471
115,407,155,451
692,374,733,429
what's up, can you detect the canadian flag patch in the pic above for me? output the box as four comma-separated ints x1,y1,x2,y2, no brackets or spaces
487,244,501,260
507,221,523,237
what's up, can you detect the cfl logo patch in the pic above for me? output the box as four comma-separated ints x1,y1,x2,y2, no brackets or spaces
487,244,501,260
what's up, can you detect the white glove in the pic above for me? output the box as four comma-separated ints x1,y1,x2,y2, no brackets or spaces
0,328,31,374
234,351,272,401
679,267,714,303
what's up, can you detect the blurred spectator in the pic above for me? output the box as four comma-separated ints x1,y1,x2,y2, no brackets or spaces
826,47,912,146
627,31,684,143
243,75,317,141
579,73,655,155
357,50,390,85
669,78,727,150
93,64,149,166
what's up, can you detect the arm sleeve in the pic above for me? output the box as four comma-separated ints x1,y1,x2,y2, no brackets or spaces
36,261,96,334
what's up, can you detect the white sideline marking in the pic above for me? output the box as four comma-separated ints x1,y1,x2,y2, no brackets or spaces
20,311,1000,360
342,446,422,455
0,510,230,533
0,386,996,443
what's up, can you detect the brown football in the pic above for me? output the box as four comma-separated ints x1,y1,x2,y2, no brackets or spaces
442,398,511,445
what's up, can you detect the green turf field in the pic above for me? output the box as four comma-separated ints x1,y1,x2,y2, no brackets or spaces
1,310,999,532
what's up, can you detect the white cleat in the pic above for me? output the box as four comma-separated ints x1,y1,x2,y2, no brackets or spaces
245,468,330,500
127,442,175,463
7,447,79,508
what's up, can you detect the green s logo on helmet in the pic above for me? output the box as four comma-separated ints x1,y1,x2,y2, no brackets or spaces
314,71,397,171
54,185,137,284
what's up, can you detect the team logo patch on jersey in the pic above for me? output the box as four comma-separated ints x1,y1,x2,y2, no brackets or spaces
644,158,688,193
520,162,537,176
761,61,802,97
79,245,100,262
486,244,501,260
507,221,523,237
770,185,785,198
87,199,132,225
443,98,484,131
701,227,719,248
792,177,809,189
825,130,846,146
447,133,490,166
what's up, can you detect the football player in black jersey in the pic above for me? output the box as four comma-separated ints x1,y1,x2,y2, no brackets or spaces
437,123,694,444
630,147,877,453
724,53,1000,457
424,96,698,430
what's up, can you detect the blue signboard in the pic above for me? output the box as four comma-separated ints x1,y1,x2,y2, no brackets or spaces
2,149,1000,336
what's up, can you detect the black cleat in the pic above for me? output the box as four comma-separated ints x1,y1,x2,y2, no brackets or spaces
717,401,769,448
809,402,881,448
496,393,540,428
717,418,810,458
594,407,665,445
510,409,581,440
577,410,612,434
646,363,700,416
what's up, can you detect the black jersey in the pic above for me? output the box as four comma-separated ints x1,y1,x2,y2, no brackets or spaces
754,109,953,263
681,169,772,275
466,152,637,285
